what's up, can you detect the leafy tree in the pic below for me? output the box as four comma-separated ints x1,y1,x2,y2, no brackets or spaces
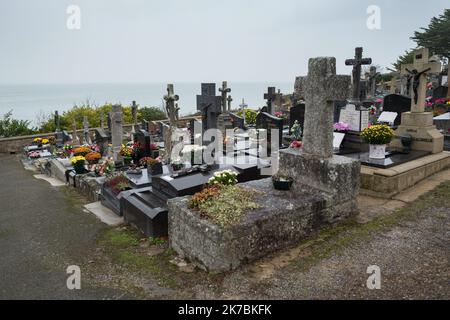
0,111,37,137
392,49,415,71
138,106,167,122
411,9,450,96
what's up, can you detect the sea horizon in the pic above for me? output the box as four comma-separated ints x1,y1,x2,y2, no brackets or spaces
0,81,294,126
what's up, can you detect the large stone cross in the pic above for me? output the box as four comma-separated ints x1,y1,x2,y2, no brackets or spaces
239,98,248,124
131,101,138,125
264,87,277,114
54,111,61,132
83,116,91,144
302,57,351,158
227,95,233,111
345,47,372,101
402,48,441,113
110,104,124,161
219,81,231,113
164,84,180,127
367,66,380,97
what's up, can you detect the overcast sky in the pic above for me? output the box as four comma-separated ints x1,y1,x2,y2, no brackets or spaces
0,0,448,84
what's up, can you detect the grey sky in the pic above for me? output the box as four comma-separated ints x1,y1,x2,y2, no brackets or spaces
0,0,448,84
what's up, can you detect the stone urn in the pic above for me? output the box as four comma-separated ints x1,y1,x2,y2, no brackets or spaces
369,144,386,159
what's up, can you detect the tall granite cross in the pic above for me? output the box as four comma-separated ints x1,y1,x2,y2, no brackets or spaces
163,84,180,161
83,116,92,144
264,87,277,114
402,48,441,113
72,119,80,145
345,47,372,101
131,100,138,129
239,98,248,124
302,57,351,158
219,81,231,113
197,83,222,134
110,104,123,162
54,111,61,132
367,66,380,97
227,95,233,111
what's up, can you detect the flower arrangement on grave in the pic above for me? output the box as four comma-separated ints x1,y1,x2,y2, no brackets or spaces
139,157,152,168
71,156,86,174
150,143,160,158
28,151,41,159
171,159,185,172
90,144,100,153
361,125,394,145
62,144,74,157
361,124,394,160
146,156,163,175
73,146,92,157
120,144,133,165
368,105,377,115
105,173,131,195
274,111,287,120
333,122,350,132
208,170,238,186
291,120,302,138
289,140,302,149
93,157,115,177
188,184,261,228
425,97,450,116
85,152,101,164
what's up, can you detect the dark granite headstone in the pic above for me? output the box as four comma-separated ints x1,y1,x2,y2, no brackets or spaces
197,83,222,139
289,103,305,129
382,94,411,126
134,129,152,158
256,111,284,154
433,86,449,99
93,128,110,155
334,100,348,123
229,112,245,129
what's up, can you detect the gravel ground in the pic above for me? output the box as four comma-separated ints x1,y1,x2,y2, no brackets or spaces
1,154,449,300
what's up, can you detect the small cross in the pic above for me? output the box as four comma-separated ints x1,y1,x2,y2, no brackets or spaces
264,87,277,114
239,98,248,124
302,57,351,158
226,95,233,111
345,47,372,101
219,81,231,113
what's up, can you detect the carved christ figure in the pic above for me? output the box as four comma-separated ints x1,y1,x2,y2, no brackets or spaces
406,68,431,104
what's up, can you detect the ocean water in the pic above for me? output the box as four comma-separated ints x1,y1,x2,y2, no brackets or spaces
0,82,293,126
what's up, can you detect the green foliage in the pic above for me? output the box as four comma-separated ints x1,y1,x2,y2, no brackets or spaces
0,111,37,137
138,106,167,122
411,9,450,60
39,103,166,132
392,49,415,70
191,185,261,228
379,73,394,83
236,108,257,125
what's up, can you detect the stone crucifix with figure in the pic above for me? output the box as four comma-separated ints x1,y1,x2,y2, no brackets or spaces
219,81,231,113
264,87,278,114
391,48,444,154
163,84,180,161
345,47,372,101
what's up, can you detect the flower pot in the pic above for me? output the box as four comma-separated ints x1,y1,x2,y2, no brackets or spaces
74,163,86,174
369,144,386,159
148,162,163,176
272,177,293,191
123,157,132,165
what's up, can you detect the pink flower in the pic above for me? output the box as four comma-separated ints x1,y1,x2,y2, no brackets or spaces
333,122,350,132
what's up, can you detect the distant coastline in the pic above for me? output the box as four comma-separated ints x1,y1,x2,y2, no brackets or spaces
0,82,293,125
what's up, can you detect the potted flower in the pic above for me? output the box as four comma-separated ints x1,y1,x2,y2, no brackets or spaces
150,143,160,159
171,160,184,172
289,140,302,149
208,170,238,186
147,157,163,176
333,122,350,133
120,145,133,165
272,174,294,191
33,137,43,147
139,157,152,168
361,124,394,159
85,152,101,165
71,156,86,174
73,146,92,157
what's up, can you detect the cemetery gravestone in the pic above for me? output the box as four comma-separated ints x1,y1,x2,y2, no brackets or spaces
339,104,369,132
382,94,411,127
219,81,231,113
391,48,444,154
110,104,124,162
197,83,222,142
345,47,372,102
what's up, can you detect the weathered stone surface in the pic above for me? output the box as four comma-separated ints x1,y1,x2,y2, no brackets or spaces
277,148,360,204
168,178,357,272
302,57,351,158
